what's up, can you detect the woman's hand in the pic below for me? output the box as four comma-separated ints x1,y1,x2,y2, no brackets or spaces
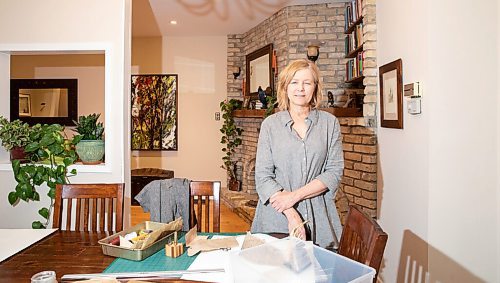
270,190,300,213
283,208,306,240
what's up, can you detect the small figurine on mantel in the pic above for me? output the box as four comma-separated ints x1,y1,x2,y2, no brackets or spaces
327,91,335,108
258,86,267,109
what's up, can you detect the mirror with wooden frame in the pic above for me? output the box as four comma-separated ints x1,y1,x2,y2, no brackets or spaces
10,78,78,126
246,44,273,99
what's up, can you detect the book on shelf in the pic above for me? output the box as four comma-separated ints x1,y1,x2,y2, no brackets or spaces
357,0,363,19
345,51,365,81
356,23,363,46
344,36,349,56
351,1,357,22
344,23,363,56
357,52,363,76
344,0,363,32
344,4,352,31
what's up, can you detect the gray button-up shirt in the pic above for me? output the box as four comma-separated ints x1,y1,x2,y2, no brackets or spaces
135,178,191,231
250,109,344,248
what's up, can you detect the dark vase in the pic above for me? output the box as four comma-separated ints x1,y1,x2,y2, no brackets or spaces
228,179,241,192
10,147,28,163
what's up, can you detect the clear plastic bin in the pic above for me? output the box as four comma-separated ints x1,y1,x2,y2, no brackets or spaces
229,238,375,283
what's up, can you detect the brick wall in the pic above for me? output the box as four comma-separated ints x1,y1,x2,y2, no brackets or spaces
336,118,377,218
361,0,378,129
225,1,377,220
234,118,261,193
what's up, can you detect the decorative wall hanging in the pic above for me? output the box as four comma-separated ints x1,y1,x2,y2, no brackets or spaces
18,93,32,117
379,59,403,129
131,74,178,150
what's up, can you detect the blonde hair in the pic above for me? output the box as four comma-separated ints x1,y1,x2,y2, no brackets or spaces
277,59,323,111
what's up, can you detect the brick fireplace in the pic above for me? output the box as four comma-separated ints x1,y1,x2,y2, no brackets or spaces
223,1,378,224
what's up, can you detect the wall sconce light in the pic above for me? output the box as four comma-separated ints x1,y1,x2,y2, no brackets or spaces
307,44,320,62
232,66,241,79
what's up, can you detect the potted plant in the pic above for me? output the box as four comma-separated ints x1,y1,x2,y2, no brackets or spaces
73,113,105,164
0,116,33,162
264,93,278,118
8,123,78,229
219,99,243,191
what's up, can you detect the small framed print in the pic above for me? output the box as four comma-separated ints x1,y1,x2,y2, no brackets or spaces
19,93,32,117
379,59,403,129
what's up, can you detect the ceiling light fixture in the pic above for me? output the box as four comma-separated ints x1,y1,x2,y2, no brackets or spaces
170,20,178,25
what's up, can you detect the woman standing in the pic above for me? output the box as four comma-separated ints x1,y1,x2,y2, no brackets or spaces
250,59,344,249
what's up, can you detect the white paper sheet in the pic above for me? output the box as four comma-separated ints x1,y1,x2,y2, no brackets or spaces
181,233,277,283
0,229,58,262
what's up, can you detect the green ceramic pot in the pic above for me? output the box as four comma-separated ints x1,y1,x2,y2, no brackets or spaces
76,140,105,164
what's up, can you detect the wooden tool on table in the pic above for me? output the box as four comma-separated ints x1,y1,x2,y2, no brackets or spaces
165,231,184,258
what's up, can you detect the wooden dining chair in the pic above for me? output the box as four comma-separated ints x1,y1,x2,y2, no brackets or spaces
53,183,124,232
338,205,388,283
189,181,221,232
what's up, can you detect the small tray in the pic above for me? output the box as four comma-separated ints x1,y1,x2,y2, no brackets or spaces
98,221,176,261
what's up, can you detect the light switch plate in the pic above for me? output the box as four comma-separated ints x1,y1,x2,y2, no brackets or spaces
408,96,421,114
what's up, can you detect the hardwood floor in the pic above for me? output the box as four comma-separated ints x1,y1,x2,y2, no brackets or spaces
130,202,251,233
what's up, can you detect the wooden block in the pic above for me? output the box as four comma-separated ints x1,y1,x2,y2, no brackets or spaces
165,243,184,258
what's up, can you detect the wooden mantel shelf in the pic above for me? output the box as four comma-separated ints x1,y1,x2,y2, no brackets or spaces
233,109,269,118
321,107,363,117
233,108,362,118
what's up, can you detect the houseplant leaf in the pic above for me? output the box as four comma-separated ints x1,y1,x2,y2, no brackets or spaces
8,192,18,205
32,221,45,229
38,207,50,220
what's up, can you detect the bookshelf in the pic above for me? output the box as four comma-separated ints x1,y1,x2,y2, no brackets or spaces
344,0,364,83
344,0,365,112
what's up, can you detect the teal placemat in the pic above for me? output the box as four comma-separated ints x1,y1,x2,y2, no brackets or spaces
103,232,242,273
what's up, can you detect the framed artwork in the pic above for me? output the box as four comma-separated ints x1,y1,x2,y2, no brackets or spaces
19,93,32,117
131,74,178,150
379,59,403,129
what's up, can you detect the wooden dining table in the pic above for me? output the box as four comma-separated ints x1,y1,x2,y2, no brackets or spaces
0,231,211,282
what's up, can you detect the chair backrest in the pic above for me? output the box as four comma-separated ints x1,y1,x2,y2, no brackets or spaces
189,181,221,232
338,205,388,283
53,183,124,232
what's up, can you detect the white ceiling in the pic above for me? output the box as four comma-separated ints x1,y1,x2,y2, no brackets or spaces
132,0,347,37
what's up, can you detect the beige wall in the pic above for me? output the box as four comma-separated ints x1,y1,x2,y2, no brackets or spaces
132,37,162,73
497,0,500,274
11,54,104,77
0,0,131,228
377,0,499,282
131,36,227,186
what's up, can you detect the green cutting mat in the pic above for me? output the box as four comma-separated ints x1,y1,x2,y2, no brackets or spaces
103,232,241,273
